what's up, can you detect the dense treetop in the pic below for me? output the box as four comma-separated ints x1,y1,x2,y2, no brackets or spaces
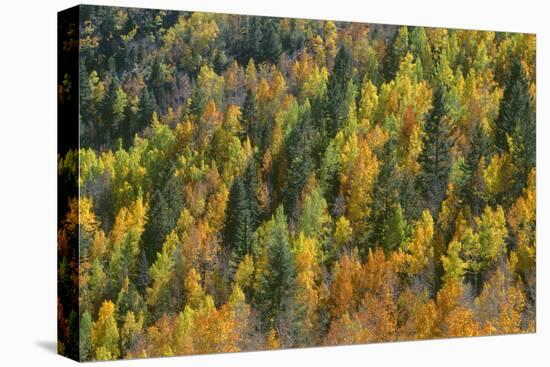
58,6,535,360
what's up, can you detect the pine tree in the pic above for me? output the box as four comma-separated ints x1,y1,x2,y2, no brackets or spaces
240,89,259,143
384,204,407,252
324,45,354,138
138,85,157,131
495,59,533,153
243,16,262,64
409,27,432,80
243,160,262,225
285,106,314,222
79,63,92,121
255,206,295,331
142,190,171,261
460,121,489,215
370,139,402,248
80,311,93,361
383,26,410,81
509,82,536,195
418,86,453,215
222,178,256,268
260,18,282,64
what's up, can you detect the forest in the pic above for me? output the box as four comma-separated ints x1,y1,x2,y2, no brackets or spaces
57,5,536,361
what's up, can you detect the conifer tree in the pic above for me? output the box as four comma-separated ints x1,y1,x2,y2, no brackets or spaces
255,207,295,331
418,86,453,214
324,46,354,139
138,85,157,131
460,121,489,215
383,26,410,81
495,59,533,153
260,18,282,64
285,106,314,221
222,177,257,268
240,89,259,143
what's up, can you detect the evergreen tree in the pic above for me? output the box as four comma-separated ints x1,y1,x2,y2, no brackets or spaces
79,63,92,121
495,58,533,153
409,26,432,79
324,46,354,139
384,204,407,252
141,190,172,261
244,16,262,64
383,26,410,81
99,76,118,146
222,178,256,268
510,103,536,195
285,106,315,222
240,89,259,143
260,18,282,64
255,206,295,331
460,121,489,215
80,311,93,361
369,139,401,248
242,160,262,225
418,86,453,215
138,85,157,131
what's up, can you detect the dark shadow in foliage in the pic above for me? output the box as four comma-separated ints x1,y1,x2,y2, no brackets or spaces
221,160,262,273
417,86,453,216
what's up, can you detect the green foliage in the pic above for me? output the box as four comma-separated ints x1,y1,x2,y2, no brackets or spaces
222,177,258,268
495,59,533,153
418,86,453,214
255,206,296,331
80,311,93,361
62,8,536,359
384,26,410,81
324,46,355,139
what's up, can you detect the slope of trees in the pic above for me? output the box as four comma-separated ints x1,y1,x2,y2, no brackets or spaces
58,6,536,360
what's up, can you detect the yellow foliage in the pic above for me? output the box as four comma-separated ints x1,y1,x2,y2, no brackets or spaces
404,209,434,276
266,329,281,350
334,216,352,250
340,134,380,237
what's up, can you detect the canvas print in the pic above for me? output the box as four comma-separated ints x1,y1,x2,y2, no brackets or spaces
58,4,536,362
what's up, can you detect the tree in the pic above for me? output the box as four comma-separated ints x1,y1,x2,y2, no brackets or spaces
495,59,533,153
460,206,507,293
222,177,257,268
459,120,489,215
291,233,322,346
260,18,282,64
507,169,536,305
240,89,259,142
138,85,157,131
404,209,435,287
284,105,315,221
418,86,453,215
409,27,432,79
255,206,295,331
92,300,120,360
324,45,354,138
384,26,410,81
299,186,331,246
509,97,536,195
340,133,380,245
334,216,353,251
146,231,177,318
441,240,467,284
328,248,362,318
475,259,526,334
121,311,143,357
384,204,407,252
80,311,93,361
369,139,404,248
